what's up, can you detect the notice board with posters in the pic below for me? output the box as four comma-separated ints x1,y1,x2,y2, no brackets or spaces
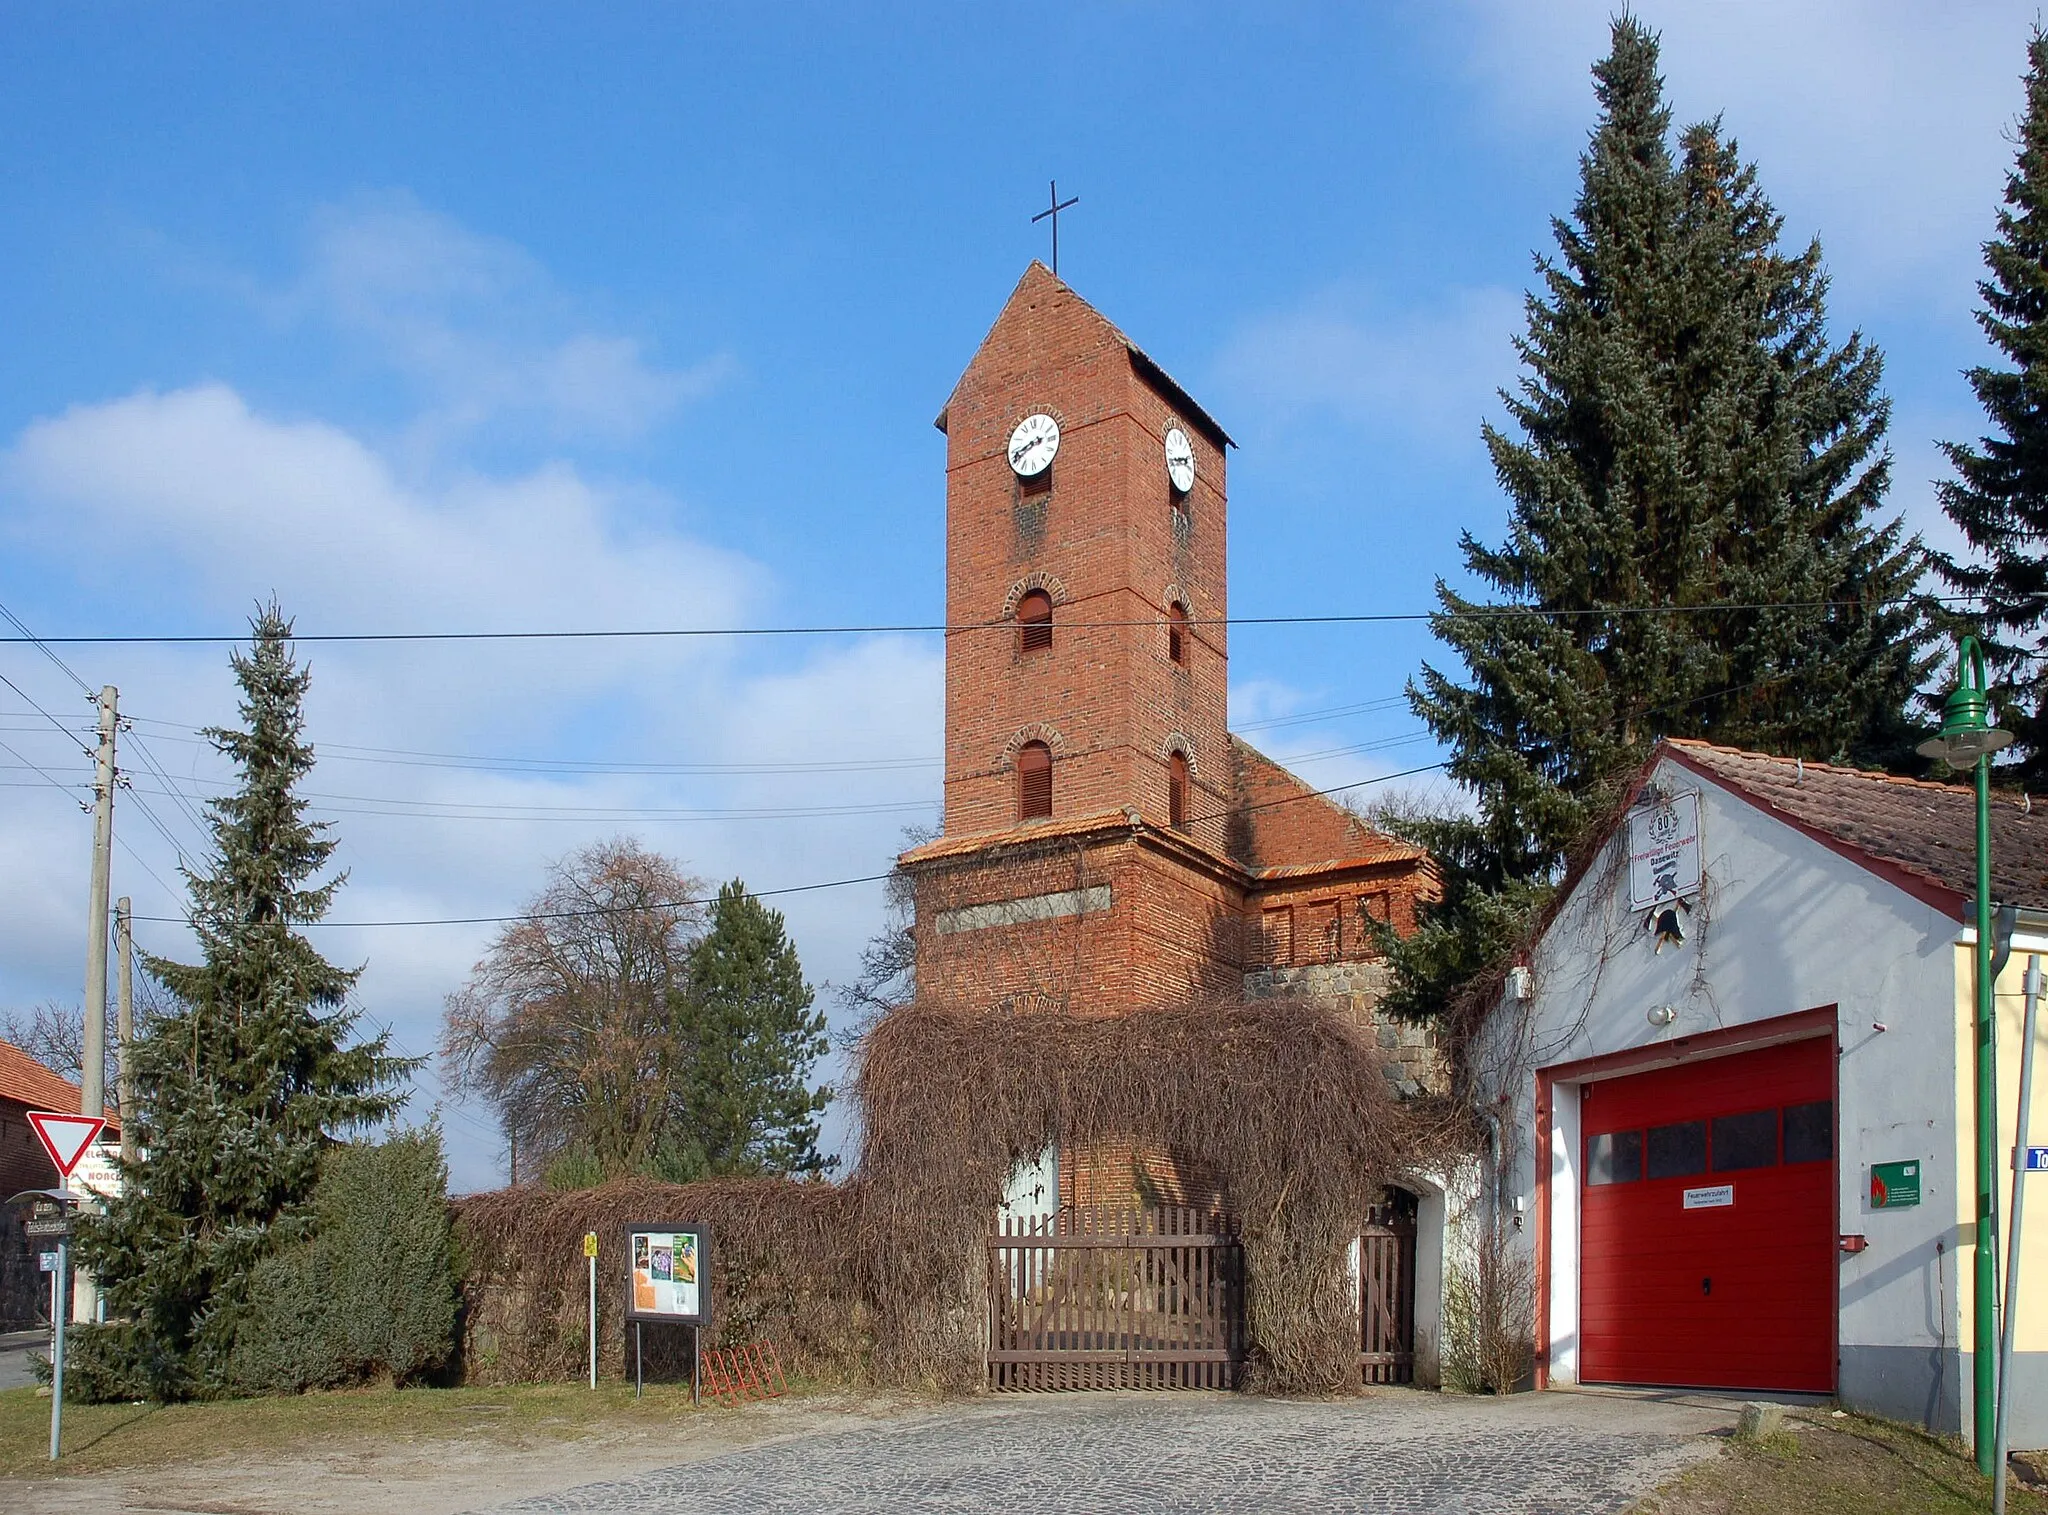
624,1222,712,1325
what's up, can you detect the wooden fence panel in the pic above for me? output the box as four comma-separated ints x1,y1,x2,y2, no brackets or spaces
987,1204,1244,1391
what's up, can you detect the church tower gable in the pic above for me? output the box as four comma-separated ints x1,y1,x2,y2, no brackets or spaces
934,263,1230,846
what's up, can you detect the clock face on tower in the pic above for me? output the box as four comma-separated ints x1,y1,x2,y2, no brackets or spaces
1164,426,1196,494
1008,413,1060,477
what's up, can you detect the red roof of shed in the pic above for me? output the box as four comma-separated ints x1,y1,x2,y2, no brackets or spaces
0,1040,118,1132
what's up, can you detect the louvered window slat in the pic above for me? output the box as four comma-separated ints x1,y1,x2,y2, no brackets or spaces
1018,591,1053,654
1018,741,1053,820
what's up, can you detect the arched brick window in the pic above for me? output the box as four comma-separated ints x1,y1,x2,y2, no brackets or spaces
1017,590,1053,654
1017,740,1053,820
1168,601,1189,665
1169,750,1189,828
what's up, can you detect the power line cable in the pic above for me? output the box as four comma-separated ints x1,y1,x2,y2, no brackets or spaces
127,758,1451,930
0,592,1986,647
96,691,1416,778
1,738,185,906
0,603,210,894
0,599,94,696
0,671,94,761
123,732,216,844
107,781,941,822
0,738,86,808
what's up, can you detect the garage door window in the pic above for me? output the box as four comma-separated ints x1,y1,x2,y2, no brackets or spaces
1646,1120,1707,1180
1587,1129,1642,1185
1783,1100,1834,1164
1712,1108,1780,1172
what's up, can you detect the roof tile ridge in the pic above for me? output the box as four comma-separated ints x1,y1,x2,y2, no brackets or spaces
1255,846,1428,878
1668,737,1984,801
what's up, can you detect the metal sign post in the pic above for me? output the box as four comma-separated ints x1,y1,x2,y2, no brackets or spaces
584,1232,598,1389
13,1192,76,1461
49,1234,67,1460
1996,957,2043,1514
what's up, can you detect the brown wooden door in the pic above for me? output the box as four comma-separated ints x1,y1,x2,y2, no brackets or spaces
1360,1189,1418,1385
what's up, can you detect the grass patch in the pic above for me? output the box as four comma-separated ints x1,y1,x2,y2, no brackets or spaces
0,1380,730,1479
1633,1411,2048,1515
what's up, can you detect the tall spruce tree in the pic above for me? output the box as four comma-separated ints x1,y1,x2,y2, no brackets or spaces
1383,20,1934,1022
675,880,832,1177
1939,27,2048,782
75,606,410,1398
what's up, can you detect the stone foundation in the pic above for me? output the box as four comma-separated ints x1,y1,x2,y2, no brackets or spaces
1242,961,1442,1097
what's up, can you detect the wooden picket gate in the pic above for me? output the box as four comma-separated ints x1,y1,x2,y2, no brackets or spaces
986,1205,1244,1390
1359,1190,1419,1385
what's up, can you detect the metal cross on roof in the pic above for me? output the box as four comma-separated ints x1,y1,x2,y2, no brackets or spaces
1033,180,1079,278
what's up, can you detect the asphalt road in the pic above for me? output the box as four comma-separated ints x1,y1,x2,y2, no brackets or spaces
484,1388,1735,1515
0,1331,45,1392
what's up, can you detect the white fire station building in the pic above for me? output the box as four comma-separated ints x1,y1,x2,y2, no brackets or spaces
1481,737,2048,1442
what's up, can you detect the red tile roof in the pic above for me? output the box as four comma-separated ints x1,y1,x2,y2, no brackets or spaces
1662,738,2048,913
0,1041,118,1131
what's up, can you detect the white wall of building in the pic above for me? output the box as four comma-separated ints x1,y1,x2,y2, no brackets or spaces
1477,757,1967,1431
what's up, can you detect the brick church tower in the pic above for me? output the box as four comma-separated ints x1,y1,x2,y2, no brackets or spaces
900,265,1439,1207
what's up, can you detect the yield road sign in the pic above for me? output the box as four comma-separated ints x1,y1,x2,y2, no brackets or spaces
26,1112,106,1180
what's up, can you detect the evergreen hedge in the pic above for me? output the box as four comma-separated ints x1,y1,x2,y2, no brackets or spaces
226,1132,459,1394
65,1132,458,1400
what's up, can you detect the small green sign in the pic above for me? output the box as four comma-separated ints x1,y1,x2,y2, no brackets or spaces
1871,1160,1921,1209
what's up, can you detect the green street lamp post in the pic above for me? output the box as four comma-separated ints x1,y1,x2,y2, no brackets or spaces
1918,634,2013,1476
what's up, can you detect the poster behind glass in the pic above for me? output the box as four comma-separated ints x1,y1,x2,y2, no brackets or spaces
624,1222,711,1325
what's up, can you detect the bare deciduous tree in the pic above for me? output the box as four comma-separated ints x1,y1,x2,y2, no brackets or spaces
0,999,121,1109
441,839,705,1182
836,820,937,1029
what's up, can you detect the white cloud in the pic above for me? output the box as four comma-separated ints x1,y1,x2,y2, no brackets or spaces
0,375,939,1191
1450,1,2029,308
6,383,759,687
292,193,731,444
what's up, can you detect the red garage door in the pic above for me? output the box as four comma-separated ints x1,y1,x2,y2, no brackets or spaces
1579,1036,1836,1392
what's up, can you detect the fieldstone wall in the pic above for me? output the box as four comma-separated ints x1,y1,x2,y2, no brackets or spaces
1242,961,1442,1097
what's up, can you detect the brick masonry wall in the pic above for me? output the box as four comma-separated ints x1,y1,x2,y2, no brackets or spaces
1233,741,1392,872
938,264,1231,854
910,828,1249,1018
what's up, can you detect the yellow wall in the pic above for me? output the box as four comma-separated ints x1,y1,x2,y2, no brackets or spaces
1955,945,2048,1352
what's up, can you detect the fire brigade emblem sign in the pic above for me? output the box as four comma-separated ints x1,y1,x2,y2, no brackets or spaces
1627,791,1702,946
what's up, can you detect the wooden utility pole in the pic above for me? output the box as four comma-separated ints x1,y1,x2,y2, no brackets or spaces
81,686,116,1121
74,686,116,1326
115,896,134,1163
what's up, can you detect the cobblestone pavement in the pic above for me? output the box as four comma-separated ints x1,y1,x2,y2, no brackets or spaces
486,1388,1737,1514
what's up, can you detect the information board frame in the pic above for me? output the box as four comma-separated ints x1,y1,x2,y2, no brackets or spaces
622,1221,713,1327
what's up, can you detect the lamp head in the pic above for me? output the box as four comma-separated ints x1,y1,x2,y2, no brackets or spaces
1916,682,2014,766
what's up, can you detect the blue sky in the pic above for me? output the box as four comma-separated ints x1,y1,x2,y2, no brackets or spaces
0,2,2033,1189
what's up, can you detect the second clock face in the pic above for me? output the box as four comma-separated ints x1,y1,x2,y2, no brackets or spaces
1164,427,1196,494
1009,413,1060,477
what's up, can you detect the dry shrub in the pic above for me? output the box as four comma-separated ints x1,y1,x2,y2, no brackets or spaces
456,994,1459,1397
1441,1212,1535,1394
853,994,1452,1395
454,1175,865,1385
